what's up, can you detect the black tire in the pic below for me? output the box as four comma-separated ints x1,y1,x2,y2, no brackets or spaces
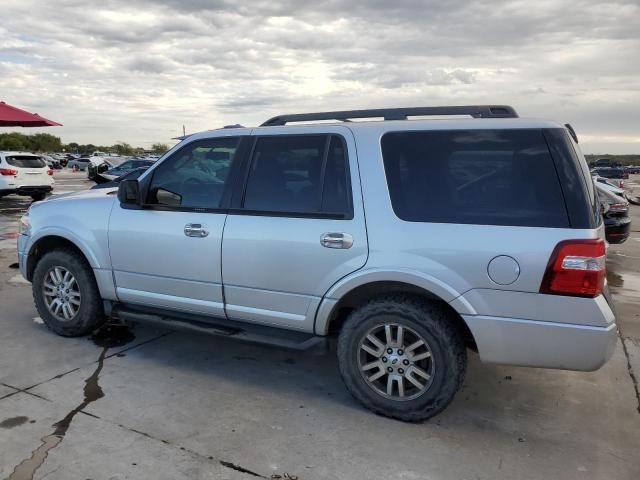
32,249,106,337
337,295,466,422
30,192,47,201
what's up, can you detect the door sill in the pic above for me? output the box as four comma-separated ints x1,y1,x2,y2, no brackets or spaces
111,303,326,350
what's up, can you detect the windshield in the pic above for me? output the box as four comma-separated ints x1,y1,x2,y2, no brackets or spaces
5,156,46,168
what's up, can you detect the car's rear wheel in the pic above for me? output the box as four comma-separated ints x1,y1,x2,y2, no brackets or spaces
32,249,106,337
337,295,466,422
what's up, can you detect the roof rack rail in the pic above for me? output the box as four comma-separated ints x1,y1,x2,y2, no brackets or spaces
261,105,518,126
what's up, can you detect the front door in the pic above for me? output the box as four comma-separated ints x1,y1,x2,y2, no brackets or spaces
108,136,241,317
221,128,368,332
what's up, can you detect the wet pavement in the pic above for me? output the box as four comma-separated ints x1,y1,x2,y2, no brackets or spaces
0,172,639,479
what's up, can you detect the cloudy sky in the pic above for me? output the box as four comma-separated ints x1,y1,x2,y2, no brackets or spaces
1,0,639,153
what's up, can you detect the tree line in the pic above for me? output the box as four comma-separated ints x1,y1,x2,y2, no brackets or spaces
585,154,640,166
0,132,169,155
2,132,638,165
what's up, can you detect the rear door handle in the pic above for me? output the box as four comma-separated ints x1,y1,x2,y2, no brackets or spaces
184,223,209,238
321,232,353,249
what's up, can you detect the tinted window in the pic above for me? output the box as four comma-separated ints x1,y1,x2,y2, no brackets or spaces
6,156,46,168
544,128,599,228
243,135,351,216
147,137,238,209
322,136,351,214
381,130,569,227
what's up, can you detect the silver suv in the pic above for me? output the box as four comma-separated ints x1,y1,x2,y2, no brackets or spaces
17,106,617,421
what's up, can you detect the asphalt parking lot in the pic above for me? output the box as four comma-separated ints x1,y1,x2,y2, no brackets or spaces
1,170,639,480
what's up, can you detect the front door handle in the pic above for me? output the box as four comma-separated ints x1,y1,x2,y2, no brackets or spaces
184,223,209,238
321,232,353,249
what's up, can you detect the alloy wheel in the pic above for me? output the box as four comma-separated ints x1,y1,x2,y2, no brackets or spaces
358,323,435,401
42,266,81,322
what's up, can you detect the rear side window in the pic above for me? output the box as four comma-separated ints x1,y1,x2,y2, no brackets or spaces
381,129,569,227
543,129,599,228
242,134,351,217
5,156,46,168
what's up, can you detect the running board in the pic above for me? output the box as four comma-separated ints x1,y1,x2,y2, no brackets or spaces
111,304,326,351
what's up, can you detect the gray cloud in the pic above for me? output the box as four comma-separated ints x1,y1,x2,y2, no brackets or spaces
0,0,638,152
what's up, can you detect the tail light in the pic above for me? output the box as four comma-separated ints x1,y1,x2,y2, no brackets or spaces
620,180,624,188
47,169,54,176
0,168,18,176
608,202,627,213
540,239,606,298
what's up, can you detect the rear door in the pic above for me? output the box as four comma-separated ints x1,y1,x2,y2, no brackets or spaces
221,126,367,332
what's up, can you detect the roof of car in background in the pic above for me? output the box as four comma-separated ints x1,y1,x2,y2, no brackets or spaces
0,151,42,156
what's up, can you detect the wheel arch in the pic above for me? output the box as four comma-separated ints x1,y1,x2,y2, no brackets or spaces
26,234,97,282
315,272,477,350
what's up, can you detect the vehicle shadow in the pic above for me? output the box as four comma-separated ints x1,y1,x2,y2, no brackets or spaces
94,320,627,433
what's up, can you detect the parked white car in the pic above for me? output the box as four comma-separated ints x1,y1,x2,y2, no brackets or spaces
0,151,54,200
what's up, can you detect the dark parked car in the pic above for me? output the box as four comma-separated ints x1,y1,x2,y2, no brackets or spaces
597,183,631,244
92,159,155,184
90,167,150,189
591,166,628,183
624,165,640,175
41,155,62,169
590,158,622,168
88,157,128,182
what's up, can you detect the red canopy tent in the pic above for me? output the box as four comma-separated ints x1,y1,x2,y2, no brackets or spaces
0,101,62,127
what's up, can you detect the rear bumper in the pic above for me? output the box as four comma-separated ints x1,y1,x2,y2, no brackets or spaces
604,216,631,244
0,186,53,196
464,315,617,371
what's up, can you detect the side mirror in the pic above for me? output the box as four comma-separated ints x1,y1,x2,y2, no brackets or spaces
117,179,140,206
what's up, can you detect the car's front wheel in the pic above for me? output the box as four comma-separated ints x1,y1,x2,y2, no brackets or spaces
337,295,467,422
32,249,106,337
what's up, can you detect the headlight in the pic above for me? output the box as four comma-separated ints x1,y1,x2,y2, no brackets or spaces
19,213,31,236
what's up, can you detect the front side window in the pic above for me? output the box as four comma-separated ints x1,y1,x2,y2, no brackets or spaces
147,137,239,209
242,134,351,216
381,129,569,227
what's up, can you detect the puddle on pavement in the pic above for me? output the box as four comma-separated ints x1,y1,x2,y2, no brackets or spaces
7,347,109,480
608,270,640,295
8,435,62,480
608,271,624,288
0,416,30,429
90,323,136,348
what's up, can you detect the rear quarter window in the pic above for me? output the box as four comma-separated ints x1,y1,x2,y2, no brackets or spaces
381,129,570,227
5,156,46,168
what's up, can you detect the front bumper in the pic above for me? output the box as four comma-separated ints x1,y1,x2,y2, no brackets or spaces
464,315,617,371
17,234,30,280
